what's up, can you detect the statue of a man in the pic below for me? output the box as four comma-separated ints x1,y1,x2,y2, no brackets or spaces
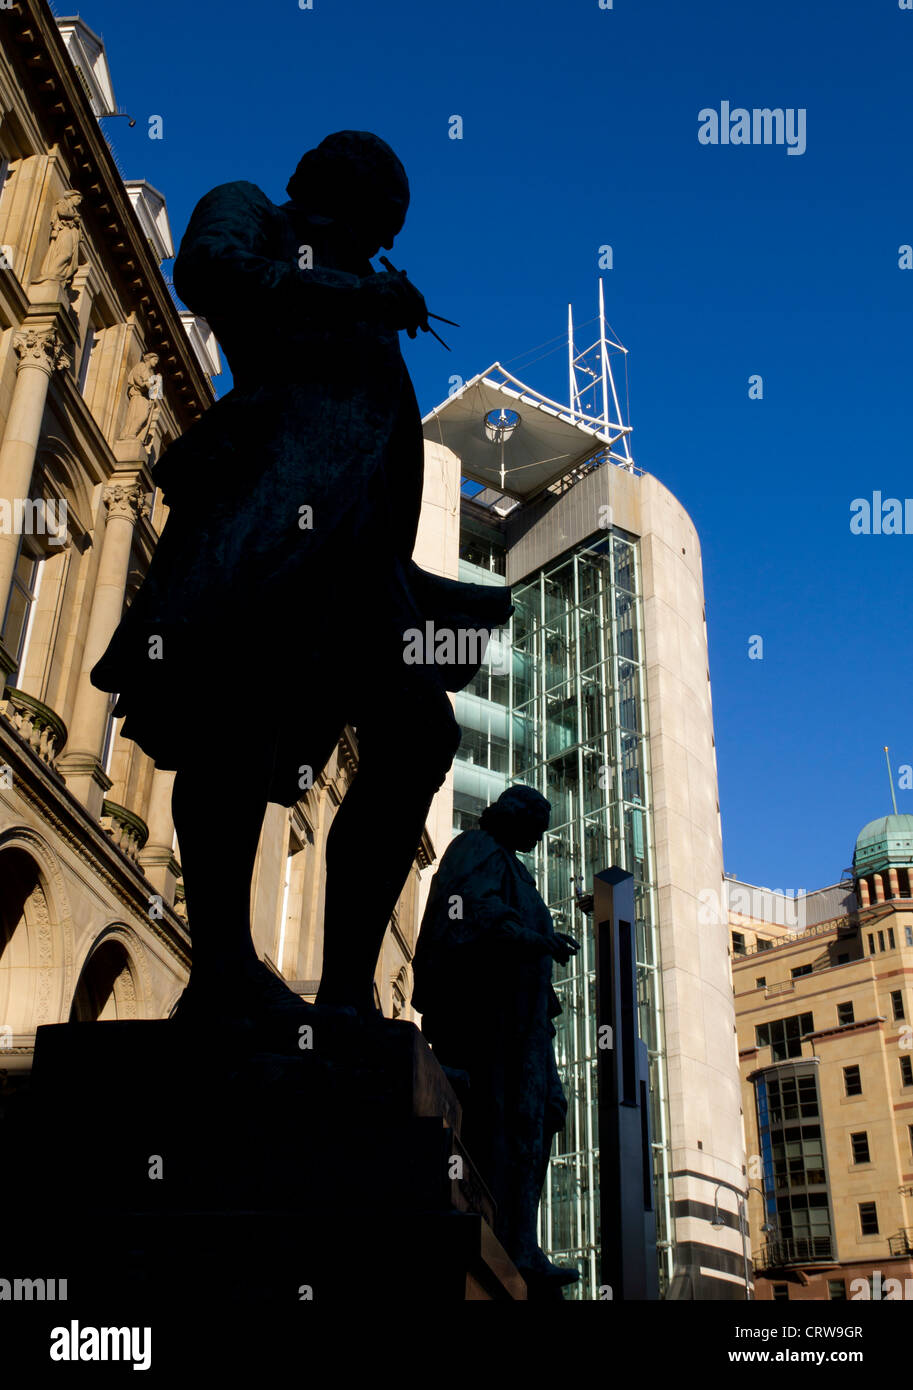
90,132,512,1023
122,353,160,440
412,786,581,1298
34,190,83,284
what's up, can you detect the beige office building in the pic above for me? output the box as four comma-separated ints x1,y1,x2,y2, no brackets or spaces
730,815,913,1300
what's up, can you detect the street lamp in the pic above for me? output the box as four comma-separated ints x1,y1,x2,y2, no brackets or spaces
711,1183,773,1300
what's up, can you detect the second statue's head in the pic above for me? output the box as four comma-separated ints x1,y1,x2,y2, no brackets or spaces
480,786,552,853
286,130,409,259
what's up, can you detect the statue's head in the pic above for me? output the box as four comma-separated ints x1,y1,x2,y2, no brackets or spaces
480,786,551,853
286,130,409,258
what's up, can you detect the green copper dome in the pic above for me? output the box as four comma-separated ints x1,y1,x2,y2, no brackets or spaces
853,814,913,876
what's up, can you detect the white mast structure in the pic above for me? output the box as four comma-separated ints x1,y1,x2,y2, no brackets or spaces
567,278,635,471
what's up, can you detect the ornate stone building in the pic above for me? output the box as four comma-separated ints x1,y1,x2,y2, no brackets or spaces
0,3,431,1095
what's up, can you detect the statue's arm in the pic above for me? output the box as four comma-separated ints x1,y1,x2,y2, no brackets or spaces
448,853,554,961
479,907,555,960
173,180,383,325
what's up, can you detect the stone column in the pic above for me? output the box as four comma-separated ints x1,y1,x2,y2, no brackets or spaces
58,475,148,818
139,767,181,906
873,873,885,904
857,877,870,908
0,323,71,691
887,867,899,902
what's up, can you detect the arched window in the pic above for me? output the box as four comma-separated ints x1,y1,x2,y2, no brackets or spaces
0,847,52,1033
69,938,138,1022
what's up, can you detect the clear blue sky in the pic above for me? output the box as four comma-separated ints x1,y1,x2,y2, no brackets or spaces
76,0,913,891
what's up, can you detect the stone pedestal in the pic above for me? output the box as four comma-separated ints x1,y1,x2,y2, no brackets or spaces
2,1014,525,1306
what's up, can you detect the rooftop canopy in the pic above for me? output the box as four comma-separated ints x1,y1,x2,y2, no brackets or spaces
422,363,634,501
853,813,913,876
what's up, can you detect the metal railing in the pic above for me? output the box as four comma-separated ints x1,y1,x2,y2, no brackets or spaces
755,1236,834,1270
888,1229,913,1257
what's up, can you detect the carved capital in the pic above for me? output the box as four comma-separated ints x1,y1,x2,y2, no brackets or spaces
13,326,71,375
103,481,148,524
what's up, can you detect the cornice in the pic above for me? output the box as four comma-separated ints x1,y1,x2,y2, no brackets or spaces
8,0,214,429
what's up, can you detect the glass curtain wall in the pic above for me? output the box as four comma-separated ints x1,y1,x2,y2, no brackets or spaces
449,519,673,1298
509,534,671,1297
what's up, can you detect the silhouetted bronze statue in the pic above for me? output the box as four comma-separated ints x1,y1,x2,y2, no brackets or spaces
91,131,512,1022
412,786,581,1297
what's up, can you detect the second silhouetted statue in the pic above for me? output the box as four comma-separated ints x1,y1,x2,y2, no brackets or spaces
412,786,582,1298
91,131,512,1022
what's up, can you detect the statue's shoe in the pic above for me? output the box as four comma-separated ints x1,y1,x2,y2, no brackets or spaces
171,960,356,1027
518,1250,581,1289
314,989,384,1024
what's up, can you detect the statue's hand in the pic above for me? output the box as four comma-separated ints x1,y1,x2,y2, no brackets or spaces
549,933,581,965
364,270,429,337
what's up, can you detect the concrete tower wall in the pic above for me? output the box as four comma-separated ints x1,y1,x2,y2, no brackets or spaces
413,441,462,914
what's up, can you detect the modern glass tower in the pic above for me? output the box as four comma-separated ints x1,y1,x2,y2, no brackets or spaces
451,494,670,1296
417,312,746,1299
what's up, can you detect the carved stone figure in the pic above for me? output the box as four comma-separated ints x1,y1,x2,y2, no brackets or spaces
34,191,83,285
122,353,160,440
90,131,512,1024
412,785,582,1297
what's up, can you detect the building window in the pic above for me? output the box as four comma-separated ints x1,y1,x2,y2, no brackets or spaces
909,1124,913,1158
850,1132,870,1164
828,1279,846,1300
892,990,905,1021
878,931,885,952
772,1283,790,1301
76,325,97,395
905,927,913,947
901,1057,913,1088
755,1013,815,1061
843,1065,862,1097
859,1202,879,1236
867,933,876,955
888,927,896,949
99,693,119,777
757,938,772,952
731,931,745,955
791,964,812,979
767,1072,821,1126
0,544,40,673
837,1001,854,1026
756,977,767,989
770,1122,826,1187
775,1191,832,1255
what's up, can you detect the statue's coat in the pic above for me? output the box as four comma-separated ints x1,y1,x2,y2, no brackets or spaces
412,827,567,1269
91,180,511,804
